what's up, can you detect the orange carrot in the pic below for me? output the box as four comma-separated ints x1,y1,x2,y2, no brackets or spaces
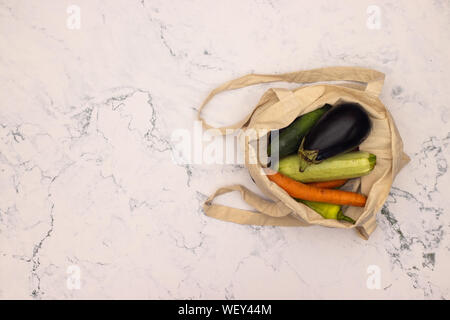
307,179,348,189
266,170,366,207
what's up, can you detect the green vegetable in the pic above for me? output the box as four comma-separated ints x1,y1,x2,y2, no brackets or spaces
298,200,355,223
268,104,331,159
276,151,376,183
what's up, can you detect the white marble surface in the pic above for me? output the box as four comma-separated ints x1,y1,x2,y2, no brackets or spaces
0,0,449,299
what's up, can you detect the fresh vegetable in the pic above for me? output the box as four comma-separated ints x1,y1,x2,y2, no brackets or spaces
267,104,331,159
266,170,367,207
298,102,372,171
299,200,355,223
307,179,347,189
277,151,376,183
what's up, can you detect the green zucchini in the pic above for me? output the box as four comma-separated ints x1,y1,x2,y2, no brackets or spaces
268,104,331,159
298,200,355,223
276,151,376,183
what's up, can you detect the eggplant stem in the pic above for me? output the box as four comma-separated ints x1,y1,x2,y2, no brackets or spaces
298,156,310,172
297,138,319,172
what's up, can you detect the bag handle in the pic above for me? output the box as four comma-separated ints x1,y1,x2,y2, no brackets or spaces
198,66,385,134
203,185,308,226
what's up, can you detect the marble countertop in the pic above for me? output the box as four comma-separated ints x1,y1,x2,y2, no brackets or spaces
0,0,449,299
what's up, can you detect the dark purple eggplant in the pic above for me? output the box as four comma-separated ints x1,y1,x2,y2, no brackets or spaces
297,102,372,171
